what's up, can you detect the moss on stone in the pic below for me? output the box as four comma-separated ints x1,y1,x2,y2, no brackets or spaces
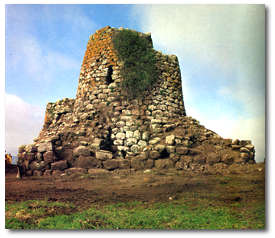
112,29,159,99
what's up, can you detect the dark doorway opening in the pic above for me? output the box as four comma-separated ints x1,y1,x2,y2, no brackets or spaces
106,65,114,85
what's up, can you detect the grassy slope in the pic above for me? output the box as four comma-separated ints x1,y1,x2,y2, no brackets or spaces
6,196,265,230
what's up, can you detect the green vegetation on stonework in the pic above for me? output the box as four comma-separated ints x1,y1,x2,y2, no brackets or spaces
112,29,159,99
6,199,265,230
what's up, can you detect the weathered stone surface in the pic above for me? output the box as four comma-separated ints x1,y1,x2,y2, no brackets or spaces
118,159,130,169
73,146,91,157
155,144,166,152
91,138,103,151
176,147,189,155
240,147,250,153
240,153,249,160
142,131,150,141
125,138,138,147
51,160,68,170
17,26,255,175
131,158,145,170
245,144,255,151
33,170,43,176
193,155,206,165
232,139,240,145
96,150,113,160
65,167,87,175
25,153,35,161
131,145,140,154
149,137,161,145
56,149,73,165
25,144,38,153
103,159,119,170
29,161,45,171
165,135,175,145
149,150,160,159
206,152,220,165
75,156,100,169
43,151,55,164
88,168,110,176
155,159,174,169
135,151,148,160
52,170,63,176
18,145,26,153
144,159,154,169
221,153,234,165
133,130,141,140
38,142,53,153
116,132,126,140
232,145,241,150
44,170,52,176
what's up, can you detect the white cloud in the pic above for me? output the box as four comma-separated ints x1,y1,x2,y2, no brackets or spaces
132,5,265,162
5,93,44,156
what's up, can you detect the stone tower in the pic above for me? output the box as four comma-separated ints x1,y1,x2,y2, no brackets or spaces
17,26,255,176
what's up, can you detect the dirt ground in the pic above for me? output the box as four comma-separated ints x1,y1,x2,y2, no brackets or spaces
5,163,265,212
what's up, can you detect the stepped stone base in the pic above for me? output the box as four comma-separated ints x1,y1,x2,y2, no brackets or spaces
17,26,255,176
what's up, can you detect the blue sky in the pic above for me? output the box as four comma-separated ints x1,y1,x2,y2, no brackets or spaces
5,4,265,162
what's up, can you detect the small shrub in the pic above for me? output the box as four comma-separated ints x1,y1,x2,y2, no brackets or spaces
112,29,159,99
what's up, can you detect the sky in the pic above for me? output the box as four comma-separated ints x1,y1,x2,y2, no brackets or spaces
4,4,265,162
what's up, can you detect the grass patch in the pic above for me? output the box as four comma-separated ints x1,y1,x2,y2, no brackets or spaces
112,29,159,99
6,198,265,230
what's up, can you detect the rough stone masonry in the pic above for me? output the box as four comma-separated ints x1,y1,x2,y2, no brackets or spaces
17,26,255,177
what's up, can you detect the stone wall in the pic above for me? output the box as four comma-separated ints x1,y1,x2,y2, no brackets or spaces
17,26,255,176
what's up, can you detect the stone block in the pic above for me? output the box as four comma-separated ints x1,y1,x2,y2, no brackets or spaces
51,160,68,171
221,153,234,165
29,161,45,171
245,144,255,151
192,155,206,165
131,158,144,170
240,147,250,153
33,170,43,176
18,145,26,153
118,159,130,169
138,140,147,148
25,144,38,153
65,167,87,175
231,145,241,150
149,137,161,145
149,150,160,159
126,138,138,147
91,138,103,151
155,159,174,169
75,156,100,169
155,144,166,152
131,145,140,154
57,149,73,165
133,130,141,140
142,131,150,141
73,146,91,157
144,159,154,169
135,151,148,160
116,132,126,140
25,153,35,161
103,159,119,170
206,152,221,165
88,168,110,176
44,170,52,176
165,135,175,145
43,151,55,164
176,146,189,155
96,150,113,160
38,142,53,153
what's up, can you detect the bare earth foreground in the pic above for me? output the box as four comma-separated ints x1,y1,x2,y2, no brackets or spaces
5,163,265,229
